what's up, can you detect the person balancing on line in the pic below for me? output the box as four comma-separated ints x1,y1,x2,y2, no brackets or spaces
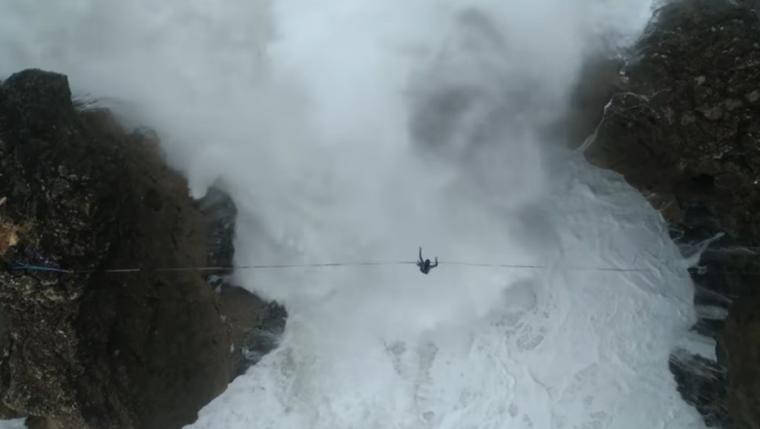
417,247,438,274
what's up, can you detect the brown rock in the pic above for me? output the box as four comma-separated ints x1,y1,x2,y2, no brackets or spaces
0,69,284,428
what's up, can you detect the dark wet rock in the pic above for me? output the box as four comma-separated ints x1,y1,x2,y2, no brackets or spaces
0,69,284,428
218,285,286,379
570,1,760,427
670,350,731,428
722,298,760,429
197,186,287,378
198,187,238,272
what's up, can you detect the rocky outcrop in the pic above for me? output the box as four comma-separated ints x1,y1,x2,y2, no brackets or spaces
0,69,285,428
570,1,760,427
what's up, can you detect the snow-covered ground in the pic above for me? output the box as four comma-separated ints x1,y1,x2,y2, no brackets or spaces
1,0,707,428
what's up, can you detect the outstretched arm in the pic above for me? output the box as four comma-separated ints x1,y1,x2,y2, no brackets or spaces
431,257,438,268
418,247,423,263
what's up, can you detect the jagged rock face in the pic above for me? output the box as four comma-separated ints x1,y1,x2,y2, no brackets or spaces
0,69,285,429
574,1,760,427
199,187,238,271
586,0,760,241
0,70,129,427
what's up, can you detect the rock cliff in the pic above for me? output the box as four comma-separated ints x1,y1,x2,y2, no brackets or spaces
0,69,284,429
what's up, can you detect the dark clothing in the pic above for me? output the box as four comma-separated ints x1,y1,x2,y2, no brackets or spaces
417,247,438,274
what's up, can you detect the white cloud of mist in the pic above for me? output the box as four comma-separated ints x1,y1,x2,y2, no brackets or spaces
0,0,706,428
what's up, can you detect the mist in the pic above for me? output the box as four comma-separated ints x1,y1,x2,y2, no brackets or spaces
1,0,707,428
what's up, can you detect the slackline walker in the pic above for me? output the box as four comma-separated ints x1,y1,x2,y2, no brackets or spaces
416,247,438,275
